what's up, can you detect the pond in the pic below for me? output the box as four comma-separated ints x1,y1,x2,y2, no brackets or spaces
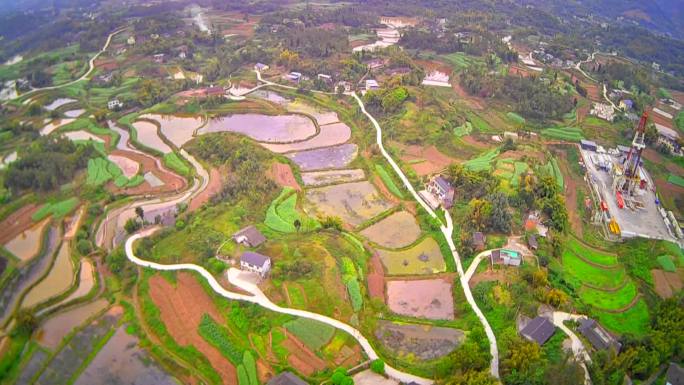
140,114,203,147
44,98,77,111
4,219,50,261
74,326,179,385
132,121,172,153
375,320,464,360
199,113,316,143
251,90,291,105
304,181,394,227
38,299,110,350
262,122,351,153
286,143,358,171
64,109,86,118
22,242,75,309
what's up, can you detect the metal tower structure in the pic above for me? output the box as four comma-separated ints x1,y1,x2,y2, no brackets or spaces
615,112,648,195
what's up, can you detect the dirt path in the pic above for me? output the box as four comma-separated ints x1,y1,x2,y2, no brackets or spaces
148,272,238,384
268,162,300,191
188,168,222,212
0,203,39,244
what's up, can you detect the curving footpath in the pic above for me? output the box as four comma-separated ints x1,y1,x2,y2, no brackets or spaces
13,28,126,103
125,228,433,385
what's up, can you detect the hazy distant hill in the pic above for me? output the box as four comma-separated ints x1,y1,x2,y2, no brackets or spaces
522,0,684,39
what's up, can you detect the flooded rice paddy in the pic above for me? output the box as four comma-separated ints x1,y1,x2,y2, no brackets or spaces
63,130,104,143
377,237,446,275
109,121,131,150
108,154,140,178
22,242,75,309
251,90,291,105
262,122,351,153
375,320,464,360
304,181,394,227
40,118,75,136
286,101,340,126
199,113,316,143
360,211,421,248
62,259,95,303
141,114,203,147
38,299,110,350
64,109,86,118
35,307,121,384
4,219,49,261
286,143,358,171
386,279,454,320
44,98,76,111
75,326,179,385
301,169,366,187
132,121,172,153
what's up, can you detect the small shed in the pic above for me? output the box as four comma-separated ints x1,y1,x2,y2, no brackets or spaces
520,316,555,345
578,318,621,352
527,234,538,250
267,372,307,385
472,232,486,250
232,226,266,247
580,139,597,152
666,363,684,385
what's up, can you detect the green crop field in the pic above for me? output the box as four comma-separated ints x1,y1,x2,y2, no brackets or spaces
375,164,405,199
467,113,494,133
465,148,500,171
561,250,626,289
567,238,617,266
578,281,638,311
286,284,306,308
32,197,79,221
440,52,476,69
87,157,142,188
656,255,676,272
506,112,525,125
198,314,244,364
541,127,584,142
540,158,564,190
667,174,684,188
162,152,191,176
453,121,473,137
264,188,320,233
595,299,650,337
283,318,334,351
676,111,684,133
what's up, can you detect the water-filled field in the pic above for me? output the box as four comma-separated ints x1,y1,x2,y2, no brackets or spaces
41,118,75,136
44,98,76,111
287,143,358,171
377,237,446,275
22,242,75,309
4,219,49,261
38,299,109,349
286,100,340,126
301,169,365,187
132,120,172,153
375,320,464,360
199,113,316,142
304,181,393,227
64,109,86,118
141,114,203,147
75,327,178,385
386,279,454,320
262,122,351,153
107,154,139,178
64,130,104,143
360,211,421,248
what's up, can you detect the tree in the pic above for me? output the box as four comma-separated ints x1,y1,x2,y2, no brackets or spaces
76,239,92,255
370,359,385,375
444,371,497,385
124,218,141,234
293,219,301,232
545,288,568,307
135,206,145,220
544,353,585,385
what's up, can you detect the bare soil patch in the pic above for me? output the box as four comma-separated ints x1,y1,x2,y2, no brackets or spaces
149,272,237,384
268,162,300,191
386,278,454,320
281,329,327,376
0,204,38,244
367,253,386,300
189,168,223,212
470,269,506,287
395,143,458,176
651,269,683,299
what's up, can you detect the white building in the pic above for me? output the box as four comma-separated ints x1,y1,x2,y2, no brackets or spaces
240,252,271,278
365,79,380,91
590,102,615,122
107,99,123,110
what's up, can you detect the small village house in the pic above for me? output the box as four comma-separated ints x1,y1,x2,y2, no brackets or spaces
127,36,136,45
619,99,634,111
472,232,486,251
267,372,308,385
153,53,165,63
254,63,269,71
107,99,123,110
365,79,380,91
491,249,522,266
232,225,266,248
317,73,332,82
666,363,684,385
426,175,454,209
654,123,681,153
239,251,271,278
520,316,555,345
527,234,538,251
335,81,351,93
577,318,621,352
287,72,302,82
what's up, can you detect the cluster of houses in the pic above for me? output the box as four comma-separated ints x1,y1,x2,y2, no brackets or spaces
519,314,621,353
590,102,616,122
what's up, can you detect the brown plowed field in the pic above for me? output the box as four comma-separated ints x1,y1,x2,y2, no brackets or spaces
281,329,327,376
0,204,39,244
189,168,223,212
648,107,675,127
651,269,683,299
107,149,186,195
149,272,237,384
367,253,385,300
269,162,300,191
396,144,458,176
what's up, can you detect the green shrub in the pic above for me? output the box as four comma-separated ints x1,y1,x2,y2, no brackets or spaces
370,359,385,375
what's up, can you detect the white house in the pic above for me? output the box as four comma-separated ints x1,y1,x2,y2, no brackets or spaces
426,175,454,208
127,36,136,45
107,99,123,110
240,252,271,277
365,79,380,91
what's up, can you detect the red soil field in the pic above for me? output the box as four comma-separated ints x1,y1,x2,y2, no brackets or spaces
268,162,300,191
149,272,237,384
107,149,186,196
651,269,683,299
281,329,327,376
367,253,385,300
0,204,39,244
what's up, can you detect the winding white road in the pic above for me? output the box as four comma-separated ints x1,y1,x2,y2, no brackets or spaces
12,28,126,103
